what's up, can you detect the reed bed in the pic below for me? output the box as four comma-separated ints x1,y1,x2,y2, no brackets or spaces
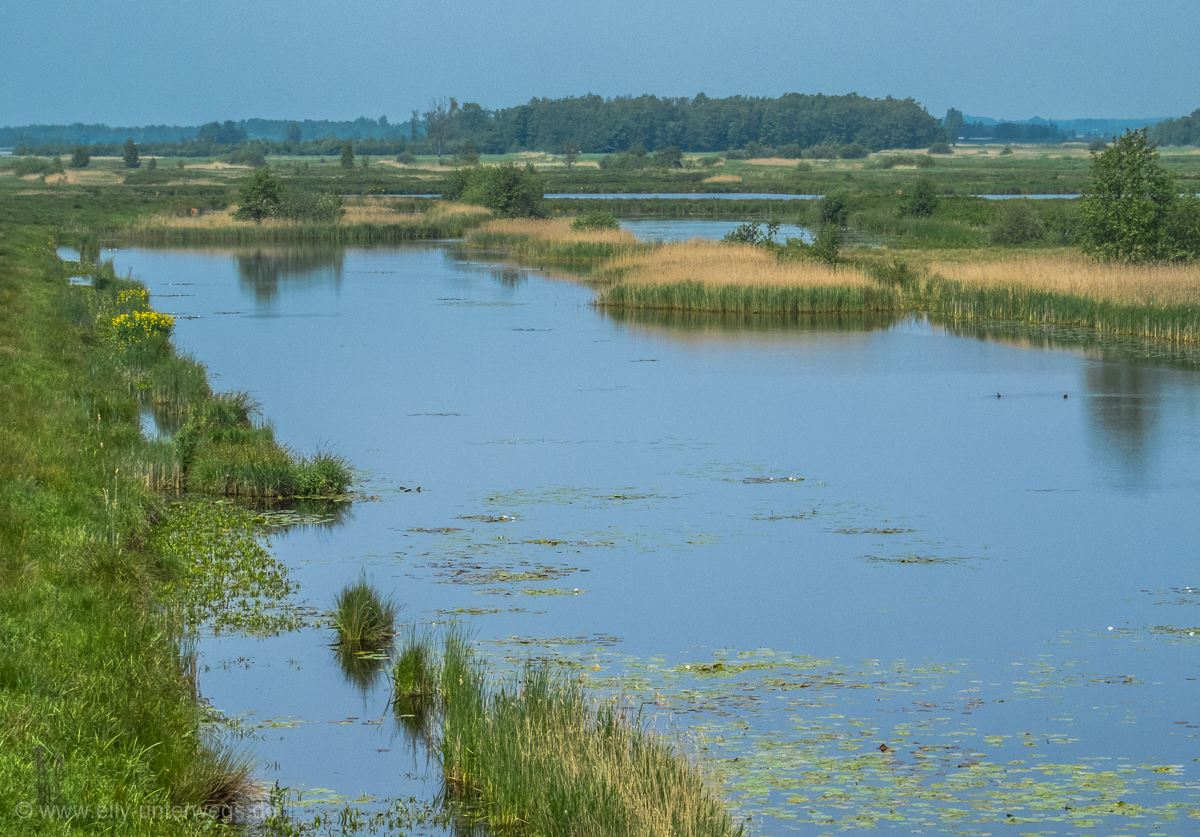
186,442,351,498
600,240,873,288
896,254,1200,343
123,202,491,244
147,351,211,414
393,627,739,837
926,253,1200,307
120,439,184,491
466,218,646,262
596,241,897,314
601,280,898,315
177,390,354,498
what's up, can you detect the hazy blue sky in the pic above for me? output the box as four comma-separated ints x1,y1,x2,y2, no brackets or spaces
3,0,1197,127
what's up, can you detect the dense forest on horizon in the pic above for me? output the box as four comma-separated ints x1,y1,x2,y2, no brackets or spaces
2,93,940,154
4,95,1194,158
1152,109,1200,146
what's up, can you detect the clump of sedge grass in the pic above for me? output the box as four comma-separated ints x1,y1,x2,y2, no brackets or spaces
393,626,437,699
169,737,263,821
333,576,397,648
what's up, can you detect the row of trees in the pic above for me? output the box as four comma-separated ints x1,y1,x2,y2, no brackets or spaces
418,92,940,154
0,116,407,148
1151,109,1200,146
956,119,1074,143
8,93,942,158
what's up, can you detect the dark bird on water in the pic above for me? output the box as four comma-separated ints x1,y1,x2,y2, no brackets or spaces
996,392,1002,399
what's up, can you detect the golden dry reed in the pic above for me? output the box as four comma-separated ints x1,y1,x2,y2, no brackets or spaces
603,240,875,288
926,253,1200,307
466,218,643,262
473,218,638,247
127,201,490,232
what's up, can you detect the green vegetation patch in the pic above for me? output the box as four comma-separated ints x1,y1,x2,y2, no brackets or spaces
150,500,302,636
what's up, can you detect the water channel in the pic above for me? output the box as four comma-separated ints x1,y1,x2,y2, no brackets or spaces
105,238,1200,834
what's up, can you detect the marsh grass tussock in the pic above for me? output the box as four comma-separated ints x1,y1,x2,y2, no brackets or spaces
589,238,1200,343
333,577,397,648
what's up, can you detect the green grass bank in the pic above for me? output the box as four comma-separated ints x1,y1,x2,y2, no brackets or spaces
0,226,264,834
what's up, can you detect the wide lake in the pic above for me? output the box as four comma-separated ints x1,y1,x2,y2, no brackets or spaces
106,239,1200,835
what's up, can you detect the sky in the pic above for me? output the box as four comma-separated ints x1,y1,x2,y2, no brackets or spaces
2,0,1198,127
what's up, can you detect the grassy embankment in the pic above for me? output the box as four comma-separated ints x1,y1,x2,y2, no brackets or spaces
0,173,361,833
0,228,271,834
393,626,740,837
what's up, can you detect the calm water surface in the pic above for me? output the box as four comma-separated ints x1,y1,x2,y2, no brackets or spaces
621,219,813,243
107,241,1200,834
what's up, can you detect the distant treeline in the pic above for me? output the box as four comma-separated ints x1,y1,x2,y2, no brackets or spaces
0,116,410,148
12,136,416,160
6,93,941,157
1152,110,1200,146
427,93,940,153
957,121,1075,143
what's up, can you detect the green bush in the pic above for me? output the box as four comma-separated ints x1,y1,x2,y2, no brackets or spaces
929,141,953,155
276,188,345,223
991,198,1046,245
13,156,53,176
598,151,651,170
232,169,344,223
232,170,283,222
999,144,1014,156
840,142,869,159
812,224,841,265
229,143,267,167
571,210,620,231
819,191,849,226
455,141,479,166
903,177,939,218
723,220,779,246
396,151,417,165
454,162,546,218
652,146,684,168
